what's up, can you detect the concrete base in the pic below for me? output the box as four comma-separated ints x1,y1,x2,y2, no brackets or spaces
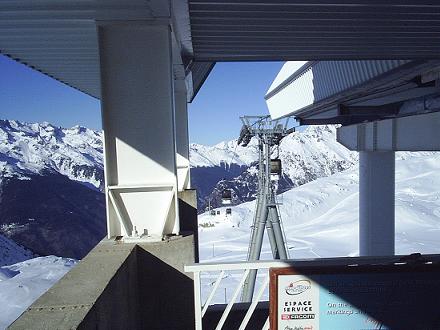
9,235,195,330
178,189,199,262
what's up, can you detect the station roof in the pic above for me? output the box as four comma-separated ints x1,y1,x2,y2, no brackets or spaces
265,60,440,124
1,0,440,101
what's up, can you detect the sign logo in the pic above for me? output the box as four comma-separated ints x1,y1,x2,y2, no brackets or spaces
285,279,312,295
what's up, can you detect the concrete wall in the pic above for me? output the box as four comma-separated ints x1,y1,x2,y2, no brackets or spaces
137,236,195,330
9,235,196,330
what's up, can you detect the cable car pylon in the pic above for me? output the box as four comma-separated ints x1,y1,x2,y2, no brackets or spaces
238,115,295,303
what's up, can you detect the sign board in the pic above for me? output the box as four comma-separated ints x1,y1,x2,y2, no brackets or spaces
270,262,440,330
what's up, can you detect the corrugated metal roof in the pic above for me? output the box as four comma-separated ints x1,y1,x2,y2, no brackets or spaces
265,60,440,121
0,18,100,98
0,0,160,99
0,0,212,101
189,0,440,61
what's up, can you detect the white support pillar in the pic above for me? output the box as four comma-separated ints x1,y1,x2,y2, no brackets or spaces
175,79,191,191
359,151,395,256
98,22,179,240
337,112,440,256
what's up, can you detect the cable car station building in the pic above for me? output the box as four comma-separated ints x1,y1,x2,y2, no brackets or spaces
2,1,440,329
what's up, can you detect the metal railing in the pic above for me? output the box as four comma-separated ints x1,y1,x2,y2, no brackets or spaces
185,260,295,330
185,255,434,330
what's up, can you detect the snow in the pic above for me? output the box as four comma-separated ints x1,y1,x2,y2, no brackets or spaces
190,138,259,167
0,256,76,329
197,152,440,303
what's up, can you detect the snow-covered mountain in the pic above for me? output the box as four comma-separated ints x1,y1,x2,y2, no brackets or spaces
5,151,440,328
190,125,357,210
0,119,104,190
190,125,355,171
0,120,358,261
0,119,356,216
190,138,259,167
0,120,106,260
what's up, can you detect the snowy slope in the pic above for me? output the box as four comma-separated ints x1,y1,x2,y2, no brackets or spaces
0,119,103,189
197,152,440,303
0,256,76,330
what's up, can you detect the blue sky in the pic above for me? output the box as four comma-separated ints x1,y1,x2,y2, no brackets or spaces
0,55,102,130
188,62,283,144
0,55,283,145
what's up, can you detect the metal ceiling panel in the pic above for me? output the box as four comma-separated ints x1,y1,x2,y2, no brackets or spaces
0,1,100,98
0,0,203,100
189,0,440,61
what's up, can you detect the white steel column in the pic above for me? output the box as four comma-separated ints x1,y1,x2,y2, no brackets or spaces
359,151,395,256
338,113,440,256
175,79,191,191
98,23,179,239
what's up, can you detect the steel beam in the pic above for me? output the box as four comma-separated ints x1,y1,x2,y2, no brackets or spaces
98,22,179,240
175,79,191,191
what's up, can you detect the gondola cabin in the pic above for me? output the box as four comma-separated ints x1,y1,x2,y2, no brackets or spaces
226,208,232,215
270,159,282,177
221,189,232,205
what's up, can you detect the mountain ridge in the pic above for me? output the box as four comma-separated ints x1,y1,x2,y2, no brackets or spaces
0,119,104,190
190,125,358,210
0,119,356,260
